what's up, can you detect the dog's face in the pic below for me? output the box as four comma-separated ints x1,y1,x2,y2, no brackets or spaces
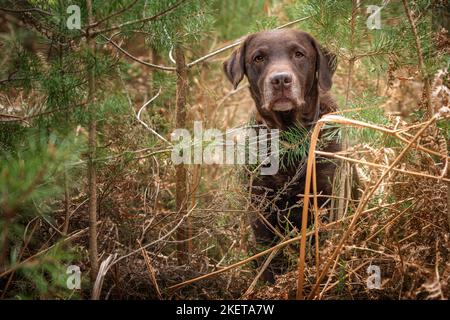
223,29,336,129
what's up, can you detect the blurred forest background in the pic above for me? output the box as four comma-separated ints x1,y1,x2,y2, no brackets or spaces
0,0,449,299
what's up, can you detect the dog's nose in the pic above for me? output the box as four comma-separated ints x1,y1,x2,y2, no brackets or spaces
270,72,292,90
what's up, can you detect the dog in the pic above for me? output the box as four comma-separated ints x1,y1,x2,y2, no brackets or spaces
223,29,340,283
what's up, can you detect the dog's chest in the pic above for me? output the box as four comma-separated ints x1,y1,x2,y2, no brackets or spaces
250,136,340,209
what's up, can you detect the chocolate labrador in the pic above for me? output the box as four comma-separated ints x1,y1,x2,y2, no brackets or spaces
223,29,340,283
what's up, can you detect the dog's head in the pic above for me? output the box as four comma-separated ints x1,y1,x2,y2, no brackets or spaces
223,29,336,129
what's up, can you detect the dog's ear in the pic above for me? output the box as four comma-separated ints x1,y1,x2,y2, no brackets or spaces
310,37,336,92
223,36,251,89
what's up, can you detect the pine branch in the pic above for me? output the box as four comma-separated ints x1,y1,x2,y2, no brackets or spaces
103,15,312,71
90,0,189,37
102,35,176,71
0,6,51,16
87,0,139,29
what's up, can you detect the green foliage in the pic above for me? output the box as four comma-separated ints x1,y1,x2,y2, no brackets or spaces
0,122,27,153
279,123,310,169
240,121,340,175
343,92,391,144
0,131,84,298
212,0,268,39
289,0,448,76
287,0,449,150
437,117,450,145
0,131,83,213
336,259,347,294
139,0,214,51
253,16,279,32
15,244,81,299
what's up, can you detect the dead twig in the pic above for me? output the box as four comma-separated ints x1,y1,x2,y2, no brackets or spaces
92,253,117,300
315,150,450,183
136,87,172,146
139,241,163,299
167,200,409,292
305,114,439,300
104,16,312,71
102,36,176,71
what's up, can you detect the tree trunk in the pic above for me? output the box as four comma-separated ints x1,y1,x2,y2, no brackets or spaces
62,170,70,235
86,0,99,287
402,0,432,117
335,1,358,221
174,44,190,264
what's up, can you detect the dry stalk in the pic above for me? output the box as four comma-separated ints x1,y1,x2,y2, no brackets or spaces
312,157,320,273
168,230,314,292
167,196,410,293
363,199,418,243
240,246,281,299
315,151,450,183
136,87,172,146
92,253,117,300
296,116,324,300
139,241,163,299
318,260,371,298
303,114,439,300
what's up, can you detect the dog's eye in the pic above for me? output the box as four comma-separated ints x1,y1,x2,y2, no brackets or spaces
254,55,264,63
294,51,304,58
